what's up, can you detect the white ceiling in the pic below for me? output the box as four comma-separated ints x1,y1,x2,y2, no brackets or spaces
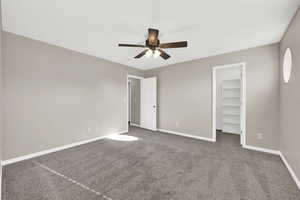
2,0,300,70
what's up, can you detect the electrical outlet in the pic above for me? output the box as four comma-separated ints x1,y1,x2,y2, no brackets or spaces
88,128,91,133
257,133,263,140
176,122,179,127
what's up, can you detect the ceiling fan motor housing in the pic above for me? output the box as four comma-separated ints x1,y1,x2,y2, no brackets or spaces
146,39,160,50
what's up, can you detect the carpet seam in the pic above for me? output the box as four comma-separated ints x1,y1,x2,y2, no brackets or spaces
32,161,112,200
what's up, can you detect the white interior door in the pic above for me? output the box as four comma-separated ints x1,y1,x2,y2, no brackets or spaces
141,77,157,131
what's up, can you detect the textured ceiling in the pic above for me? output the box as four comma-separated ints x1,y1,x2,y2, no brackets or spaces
2,0,300,70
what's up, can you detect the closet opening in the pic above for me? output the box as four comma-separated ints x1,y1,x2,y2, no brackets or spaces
212,63,246,146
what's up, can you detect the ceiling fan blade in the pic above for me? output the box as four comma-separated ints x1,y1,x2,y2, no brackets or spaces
158,49,171,60
159,41,187,48
134,49,148,59
119,44,146,48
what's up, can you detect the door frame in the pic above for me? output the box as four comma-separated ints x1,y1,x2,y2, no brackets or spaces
212,62,246,146
127,75,144,132
128,80,131,123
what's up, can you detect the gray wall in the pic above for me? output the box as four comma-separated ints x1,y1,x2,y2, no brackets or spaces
280,8,300,182
129,78,140,125
145,44,280,150
3,32,143,160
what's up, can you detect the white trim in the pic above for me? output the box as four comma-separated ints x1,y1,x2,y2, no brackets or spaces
158,129,215,142
279,152,300,190
212,69,217,142
128,80,131,123
212,62,246,144
130,123,140,127
127,75,144,80
1,130,127,166
127,74,143,132
243,144,280,155
241,65,247,146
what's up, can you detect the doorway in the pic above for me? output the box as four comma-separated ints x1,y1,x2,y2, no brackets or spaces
128,77,140,127
212,63,246,146
127,75,157,132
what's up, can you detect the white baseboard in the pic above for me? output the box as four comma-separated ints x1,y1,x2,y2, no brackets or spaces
1,130,127,166
158,129,215,142
279,152,300,190
130,123,140,127
243,144,280,155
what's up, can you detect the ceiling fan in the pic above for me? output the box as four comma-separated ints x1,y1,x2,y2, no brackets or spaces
118,28,187,60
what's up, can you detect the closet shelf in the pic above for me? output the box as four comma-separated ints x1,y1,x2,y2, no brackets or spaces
223,123,240,127
222,112,240,116
222,87,240,90
222,96,240,99
222,127,241,134
222,104,240,107
221,79,241,135
223,121,240,125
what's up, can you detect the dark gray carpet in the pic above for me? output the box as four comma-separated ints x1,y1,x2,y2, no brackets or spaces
2,127,300,200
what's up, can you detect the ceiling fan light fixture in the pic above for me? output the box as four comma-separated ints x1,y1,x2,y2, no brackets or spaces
145,49,153,58
153,49,161,58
